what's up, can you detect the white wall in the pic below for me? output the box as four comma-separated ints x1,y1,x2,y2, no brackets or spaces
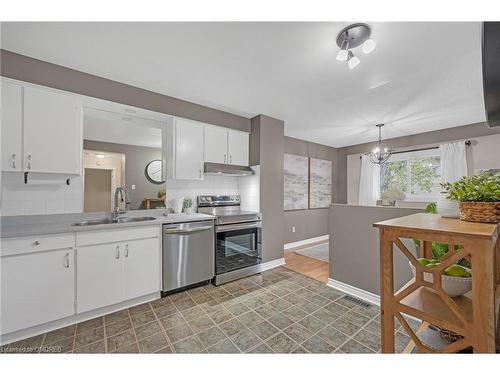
1,172,83,216
346,133,500,205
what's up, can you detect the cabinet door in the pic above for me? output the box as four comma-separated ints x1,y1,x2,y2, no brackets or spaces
228,130,249,166
204,126,228,164
1,81,23,171
123,237,160,301
174,118,204,180
23,86,82,174
1,249,75,334
77,243,123,313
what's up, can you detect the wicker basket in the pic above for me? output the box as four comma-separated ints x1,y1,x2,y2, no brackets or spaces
459,202,500,223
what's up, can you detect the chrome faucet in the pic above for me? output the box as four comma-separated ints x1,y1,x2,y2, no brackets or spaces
112,186,130,221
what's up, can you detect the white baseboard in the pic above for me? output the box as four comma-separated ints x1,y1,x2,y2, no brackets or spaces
284,235,329,251
260,258,285,271
327,278,380,306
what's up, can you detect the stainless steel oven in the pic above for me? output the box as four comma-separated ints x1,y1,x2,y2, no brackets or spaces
216,221,262,282
198,195,262,285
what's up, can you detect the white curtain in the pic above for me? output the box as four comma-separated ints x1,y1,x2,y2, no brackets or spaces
358,155,381,206
439,141,468,183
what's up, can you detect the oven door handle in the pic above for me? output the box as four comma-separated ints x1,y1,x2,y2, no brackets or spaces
216,222,262,233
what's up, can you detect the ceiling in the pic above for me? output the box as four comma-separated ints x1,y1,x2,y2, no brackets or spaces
0,22,486,148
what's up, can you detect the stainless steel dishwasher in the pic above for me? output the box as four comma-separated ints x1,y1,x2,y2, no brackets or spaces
162,220,215,294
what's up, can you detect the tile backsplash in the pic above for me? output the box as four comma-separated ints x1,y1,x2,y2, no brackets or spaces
1,172,259,216
238,166,260,212
164,175,239,209
1,172,83,216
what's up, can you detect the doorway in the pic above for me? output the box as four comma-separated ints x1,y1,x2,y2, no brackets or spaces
84,168,112,212
83,149,125,213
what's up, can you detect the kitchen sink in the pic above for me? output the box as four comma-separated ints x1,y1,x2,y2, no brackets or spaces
72,216,157,226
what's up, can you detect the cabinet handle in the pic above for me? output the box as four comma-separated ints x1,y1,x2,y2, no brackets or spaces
64,253,70,268
11,154,16,169
125,244,129,258
26,154,32,170
224,154,226,163
229,155,232,164
115,245,120,259
33,240,40,246
199,169,202,179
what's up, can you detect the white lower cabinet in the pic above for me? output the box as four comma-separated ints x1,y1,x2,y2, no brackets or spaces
76,227,160,313
123,238,160,301
1,247,75,334
76,242,124,313
0,226,160,339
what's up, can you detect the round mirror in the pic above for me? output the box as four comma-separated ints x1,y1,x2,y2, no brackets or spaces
145,160,164,184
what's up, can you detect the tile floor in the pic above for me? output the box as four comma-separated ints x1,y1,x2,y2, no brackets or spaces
1,267,416,354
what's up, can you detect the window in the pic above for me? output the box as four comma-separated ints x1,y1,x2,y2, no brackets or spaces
380,149,441,202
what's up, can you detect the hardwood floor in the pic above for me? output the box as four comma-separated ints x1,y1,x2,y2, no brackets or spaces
284,241,329,284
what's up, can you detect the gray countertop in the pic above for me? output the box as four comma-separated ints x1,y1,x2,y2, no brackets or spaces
0,211,214,238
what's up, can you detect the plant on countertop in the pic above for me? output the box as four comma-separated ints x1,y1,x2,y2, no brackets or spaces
440,171,500,202
413,203,471,274
158,189,166,199
183,198,193,210
440,171,500,223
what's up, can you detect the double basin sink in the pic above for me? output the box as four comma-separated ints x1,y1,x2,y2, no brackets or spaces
72,216,157,226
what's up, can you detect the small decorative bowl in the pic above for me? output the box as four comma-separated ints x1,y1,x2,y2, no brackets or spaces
408,262,472,297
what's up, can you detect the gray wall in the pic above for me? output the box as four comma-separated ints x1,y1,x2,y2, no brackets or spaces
0,49,250,132
251,115,284,263
284,136,338,243
336,122,500,203
84,140,164,210
329,204,422,294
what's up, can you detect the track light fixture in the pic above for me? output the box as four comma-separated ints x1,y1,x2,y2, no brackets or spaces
336,23,375,69
336,39,349,61
347,51,360,70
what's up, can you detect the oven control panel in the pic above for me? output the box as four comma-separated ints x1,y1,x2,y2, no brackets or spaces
198,195,240,207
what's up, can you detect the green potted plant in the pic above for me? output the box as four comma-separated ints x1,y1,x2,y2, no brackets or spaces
183,197,193,214
157,189,166,199
440,171,500,223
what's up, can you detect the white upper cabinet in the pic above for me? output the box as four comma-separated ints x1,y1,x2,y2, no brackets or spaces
1,81,23,172
228,130,249,166
167,117,204,180
23,86,82,174
203,125,249,167
204,125,229,164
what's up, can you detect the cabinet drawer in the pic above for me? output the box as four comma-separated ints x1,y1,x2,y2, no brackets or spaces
1,233,75,257
76,225,160,247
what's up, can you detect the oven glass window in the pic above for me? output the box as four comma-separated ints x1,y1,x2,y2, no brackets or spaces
216,228,261,274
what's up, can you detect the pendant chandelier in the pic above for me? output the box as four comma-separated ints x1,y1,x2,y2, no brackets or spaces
367,124,392,164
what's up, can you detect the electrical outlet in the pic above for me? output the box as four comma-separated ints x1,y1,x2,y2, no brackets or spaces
292,226,296,233
131,184,136,190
